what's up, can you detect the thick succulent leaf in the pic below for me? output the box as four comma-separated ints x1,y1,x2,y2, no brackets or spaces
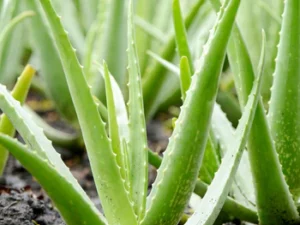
0,134,106,225
77,0,98,32
135,0,159,73
0,3,29,86
147,51,179,75
173,0,194,73
51,0,85,56
141,0,240,224
268,0,300,199
211,104,255,206
0,0,17,29
210,1,299,223
99,0,127,89
0,85,104,224
0,65,35,175
135,17,166,44
0,11,34,65
198,136,220,184
179,56,192,100
27,0,77,122
186,33,265,225
24,106,80,148
103,62,128,188
36,1,137,224
97,63,129,141
142,0,205,119
127,1,148,219
83,0,107,84
147,150,258,224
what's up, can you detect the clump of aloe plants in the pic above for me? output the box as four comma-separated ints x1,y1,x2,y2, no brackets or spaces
0,0,300,225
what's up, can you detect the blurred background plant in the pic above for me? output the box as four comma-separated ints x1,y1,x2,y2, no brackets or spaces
0,0,281,128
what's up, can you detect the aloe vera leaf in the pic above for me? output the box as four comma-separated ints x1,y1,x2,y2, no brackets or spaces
51,0,85,56
211,104,255,206
147,51,179,74
147,150,258,223
199,136,220,184
173,0,194,73
148,52,241,127
127,1,148,219
0,11,34,65
268,0,300,199
103,61,127,185
100,0,127,89
96,63,130,141
141,1,240,224
258,1,281,25
178,56,220,184
0,134,106,225
0,65,35,175
26,0,77,123
84,0,107,84
259,1,282,102
135,0,161,73
0,85,105,224
23,106,80,148
210,1,299,223
0,4,29,86
215,91,241,128
142,0,204,119
36,1,137,224
135,17,166,44
186,33,265,225
179,56,192,100
0,0,17,29
77,0,98,33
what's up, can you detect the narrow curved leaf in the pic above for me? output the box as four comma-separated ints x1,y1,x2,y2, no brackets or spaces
36,0,137,224
0,84,105,224
127,0,148,219
0,134,106,225
142,0,241,224
186,32,265,225
268,0,300,199
0,65,35,175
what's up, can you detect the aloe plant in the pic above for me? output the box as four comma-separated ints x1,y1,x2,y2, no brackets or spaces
1,0,300,225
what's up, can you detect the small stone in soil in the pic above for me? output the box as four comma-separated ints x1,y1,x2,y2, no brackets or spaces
0,188,65,225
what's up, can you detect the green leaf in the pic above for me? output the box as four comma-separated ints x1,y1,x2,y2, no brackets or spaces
211,104,255,206
27,0,77,123
173,0,194,73
127,0,148,219
0,84,105,225
103,61,128,189
0,65,35,175
186,31,265,225
0,134,106,225
36,0,137,224
142,0,241,224
208,1,300,223
99,0,127,89
147,150,258,224
268,0,300,199
142,0,205,119
135,16,166,44
0,11,34,65
179,56,192,100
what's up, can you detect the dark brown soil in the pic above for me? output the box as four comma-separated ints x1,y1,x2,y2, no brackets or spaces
0,187,64,225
